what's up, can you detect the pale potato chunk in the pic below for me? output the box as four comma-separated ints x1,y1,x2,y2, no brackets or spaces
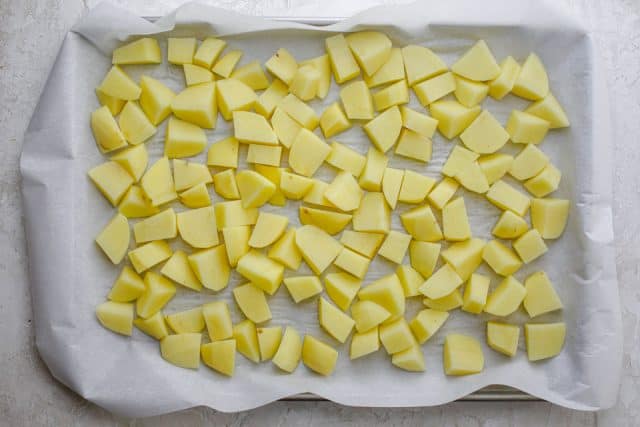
255,79,288,118
486,180,530,217
443,334,484,375
492,210,528,239
233,111,278,145
172,159,211,192
167,38,196,65
91,107,127,152
233,319,260,363
325,272,362,311
231,61,270,91
213,169,240,200
108,266,145,302
357,274,405,319
530,198,570,239
177,207,219,248
272,327,302,372
279,94,319,130
401,45,447,86
160,250,202,291
352,192,390,233
413,72,456,105
524,93,570,129
183,64,213,87
96,88,125,116
340,230,385,259
284,276,323,303
299,54,331,99
400,106,438,138
137,271,175,318
410,309,449,344
359,148,389,191
373,79,409,111
212,51,243,78
289,64,320,101
236,250,284,295
350,327,380,359
478,153,513,185
188,245,230,291
96,301,133,336
506,110,550,144
295,225,343,274
482,240,522,276
202,301,233,341
524,163,561,197
236,170,276,208
363,106,402,153
398,171,436,204
346,31,392,76
320,103,351,139
451,40,500,81
351,300,390,333
216,78,256,120
249,212,288,248
128,241,172,274
461,273,490,314
488,56,520,100
164,117,207,158
207,136,239,168
302,335,338,376
166,307,204,333
427,177,459,210
523,271,563,317
268,228,302,270
233,283,272,323
193,37,226,68
324,171,364,211
139,76,176,125
257,326,282,361
394,128,432,162
160,333,201,369
409,241,440,278
429,101,481,140
340,80,374,120
512,229,548,263
201,339,236,377
487,322,520,357
484,276,526,316
419,264,463,300
326,34,360,84
460,110,509,154
98,66,141,100
525,322,566,361
454,76,488,107
134,311,169,340
280,172,314,200
113,38,161,64
510,144,549,181
382,168,404,209
334,247,370,279
95,213,130,264
512,53,549,100
378,231,412,264
289,129,331,177
265,48,298,85
440,238,485,281
392,345,425,372
326,142,366,177
364,47,404,88
299,206,352,235
118,101,156,145
134,208,177,244
442,197,471,241
379,318,414,354
171,82,217,129
396,264,424,297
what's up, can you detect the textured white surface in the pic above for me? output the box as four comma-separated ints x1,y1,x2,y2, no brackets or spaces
1,0,638,425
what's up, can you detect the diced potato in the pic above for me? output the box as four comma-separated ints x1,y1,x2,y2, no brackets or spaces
172,159,211,192
427,177,459,210
364,47,404,88
443,334,484,375
215,200,258,228
164,117,207,159
530,198,570,239
139,76,176,125
486,180,530,217
326,142,365,177
378,231,411,264
409,241,440,278
442,197,471,241
379,318,414,354
133,208,176,244
525,322,566,361
167,38,196,65
454,76,488,107
289,129,331,177
392,345,425,372
98,66,141,100
325,272,361,311
96,301,133,336
160,333,201,369
137,271,176,318
512,53,549,100
325,171,363,212
351,300,390,333
216,78,257,121
171,82,217,129
95,213,130,264
340,80,374,120
233,111,278,146
212,50,243,78
525,93,570,129
523,271,563,318
236,250,284,295
512,229,548,263
460,110,509,154
419,264,463,300
340,230,385,258
90,106,127,153
233,319,260,363
425,286,462,311
524,163,561,197
373,79,409,111
279,172,312,200
160,250,202,291
492,210,528,239
359,148,389,191
352,192,390,233
410,308,449,344
401,45,447,86
119,186,159,218
255,79,288,118
394,128,432,162
484,276,526,316
510,144,549,181
118,101,156,145
506,110,550,144
249,212,288,248
482,240,522,276
206,137,238,169
201,339,236,376
279,94,319,130
272,326,302,372
320,103,351,139
488,56,520,100
183,64,213,86
440,238,485,281
96,88,125,116
357,274,405,319
487,321,520,357
478,153,513,185
299,206,351,235
451,40,500,81
270,107,302,149
345,31,392,76
461,273,490,314
265,48,298,85
441,145,478,178
128,241,172,274
177,207,218,248
429,101,481,140
257,326,282,361
363,106,402,153
295,225,343,274
350,327,380,359
326,34,360,84
166,307,204,333
109,146,146,185
134,311,169,340
233,283,272,323
299,54,331,99
414,72,456,105
398,171,436,204
381,168,404,209
188,245,231,291
193,37,226,69
334,247,370,279
113,37,161,64
213,169,240,200
202,301,233,341
236,170,276,208
396,265,424,297
268,228,302,270
231,61,270,91
456,161,489,194
108,265,145,302
283,276,323,303
400,106,438,138
289,64,320,101
302,335,339,376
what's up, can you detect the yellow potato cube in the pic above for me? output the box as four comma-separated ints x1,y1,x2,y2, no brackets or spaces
488,56,520,100
270,107,302,149
340,230,385,258
272,326,302,372
166,307,204,333
524,163,561,197
167,37,196,65
398,171,436,204
378,231,412,264
128,241,172,274
525,322,566,361
96,88,125,116
400,106,438,138
442,145,479,178
334,247,370,279
359,148,389,191
512,53,549,100
98,66,141,100
108,265,145,302
118,101,156,145
525,92,570,129
193,37,226,68
461,273,490,314
231,60,269,91
340,80,374,120
133,208,176,244
299,206,352,235
233,111,278,145
255,79,288,118
443,334,484,375
513,229,548,263
112,37,161,64
233,319,260,363
523,271,563,318
164,117,207,158
188,245,231,291
236,250,284,295
268,228,302,270
183,64,213,87
119,186,159,218
177,206,218,248
247,144,282,167
392,345,425,372
487,321,520,357
212,50,242,78
95,213,130,264
289,128,331,177
213,169,240,200
326,142,365,177
295,225,343,274
451,40,500,81
160,250,202,291
289,64,320,101
139,76,176,125
440,238,485,281
357,274,405,318
233,283,272,323
171,82,218,129
302,335,338,376
216,78,256,120
178,183,211,209
396,265,424,297
414,72,456,106
257,326,282,361
236,170,276,208
427,177,459,210
137,271,176,318
456,161,489,194
454,76,488,107
202,301,233,341
326,34,360,84
486,180,530,216
478,153,514,185
485,276,526,316
284,276,323,303
90,106,127,153
201,339,236,377
401,45,447,86
394,128,432,162
110,145,147,184
482,240,522,276
510,144,549,181
409,241,440,278
364,47,404,88
351,301,390,333
325,171,363,212
442,197,471,241
172,159,211,192
382,168,404,209
325,272,361,311
460,110,509,154
279,94,319,130
352,192,390,233
350,327,380,359
300,54,332,99
249,212,288,248
419,264,463,300
134,311,169,340
530,198,570,239
423,289,463,311
492,210,528,239
409,308,449,344
160,333,201,369
265,48,298,85
96,301,133,336
373,79,409,111
506,110,550,144
379,318,414,354
346,31,392,76
320,103,351,138
278,172,311,200
363,105,402,153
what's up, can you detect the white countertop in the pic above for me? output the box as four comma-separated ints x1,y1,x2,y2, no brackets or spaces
1,0,638,425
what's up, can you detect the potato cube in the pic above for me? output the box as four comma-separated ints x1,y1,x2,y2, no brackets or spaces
201,339,236,376
233,283,272,323
270,107,302,149
236,170,276,208
340,230,385,258
96,301,133,336
96,88,125,116
295,225,343,274
345,31,392,76
351,301,390,333
207,137,238,169
172,159,211,192
392,345,425,372
284,276,323,303
166,307,205,333
350,328,380,359
427,177,459,210
401,45,447,86
137,271,175,318
441,145,479,178
530,198,570,239
334,247,370,279
183,64,213,87
482,240,522,276
325,272,361,311
233,319,260,363
325,171,364,211
119,186,159,218
478,153,513,185
524,163,561,197
340,80,374,120
133,311,169,340
460,110,509,154
167,37,196,64
160,333,201,369
319,297,355,343
484,276,526,316
188,245,230,291
112,37,161,64
451,40,500,81
419,264,463,300
268,228,302,270
326,34,360,83
160,250,202,291
265,48,297,85
231,61,269,91
279,172,313,200
216,78,256,120
443,334,484,375
394,128,432,162
257,326,282,361
300,54,332,99
128,241,172,274
442,197,471,241
359,148,389,191
379,318,414,354
202,301,233,341
373,79,409,111
98,66,141,100
492,210,528,239
95,213,130,264
382,168,404,209
454,76,488,107
272,327,302,372
525,322,566,361
320,103,351,138
289,64,320,101
171,82,217,129
488,56,520,100
363,106,402,153
164,117,207,158
302,335,338,376
232,112,277,147
358,274,405,318
299,206,352,235
118,101,156,145
398,171,436,204
440,238,485,281
90,106,127,153
279,94,319,130
236,250,284,295
512,53,549,100
108,266,145,302
400,106,438,138
193,37,226,68
525,92,570,129
486,180,530,217
513,229,548,263
352,192,390,233
409,308,449,344
134,208,176,244
176,206,218,248
409,241,440,278
255,79,288,118
212,50,242,78
139,76,176,125
510,144,549,181
396,265,424,297
289,129,331,177
523,271,563,318
423,289,463,311
456,161,489,194
487,322,520,357
414,72,456,105
249,212,288,249
506,110,550,144
178,183,211,209
461,273,490,314
378,231,411,264
247,144,282,167
213,169,240,200
364,47,404,88
326,142,365,176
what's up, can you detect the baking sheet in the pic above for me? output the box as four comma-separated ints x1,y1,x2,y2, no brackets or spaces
20,0,622,416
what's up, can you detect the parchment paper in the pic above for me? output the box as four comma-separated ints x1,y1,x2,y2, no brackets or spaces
20,0,622,416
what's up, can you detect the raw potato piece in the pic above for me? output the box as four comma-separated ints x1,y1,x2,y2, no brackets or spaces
233,320,260,363
139,76,176,125
340,231,385,259
462,274,490,314
236,170,276,208
160,333,201,369
429,101,481,140
325,171,364,212
202,301,233,341
112,38,161,64
255,79,288,118
111,145,148,184
289,129,331,177
269,228,303,270
222,226,250,267
525,93,570,129
326,34,360,84
413,72,456,105
524,271,563,317
451,40,500,81
98,66,141,100
183,64,214,87
257,326,282,361
454,76,488,107
201,339,236,377
373,80,409,111
423,289,463,311
512,53,549,101
401,45,447,86
172,159,211,192
358,274,405,319
194,37,226,68
340,81,374,120
530,198,570,239
410,309,449,344
478,153,513,185
510,144,549,181
216,78,257,120
400,106,438,138
486,180,530,217
350,328,380,359
128,241,172,274
134,312,169,340
379,318,414,354
302,335,339,376
212,51,243,78
134,208,177,244
164,117,207,158
443,334,484,375
284,276,323,303
351,301,390,333
525,322,566,361
363,106,402,153
271,107,302,149
118,101,156,145
398,171,436,204
442,197,471,241
265,48,298,85
160,250,202,291
95,213,130,264
280,172,313,200
171,82,217,129
304,180,334,208
419,264,463,300
108,266,145,302
359,148,389,191
409,241,440,278
488,56,520,100
300,54,331,99
188,245,231,291
506,110,550,144
353,192,390,233
442,145,479,178
290,64,320,101
90,106,127,153
441,238,485,281
167,38,196,65
166,307,204,333
279,94,319,130
326,142,365,177
378,231,411,264
512,229,548,263
492,210,528,239
482,240,522,276
96,301,133,336
456,161,489,194
246,142,281,168
249,212,288,248
177,207,219,248
524,163,561,197
346,31,392,76
320,103,351,139
397,265,424,297
233,283,272,323
295,225,343,275
299,206,352,235
334,247,370,279
272,327,302,373
484,276,526,316
394,129,432,162
137,272,176,318
428,177,459,210
487,322,520,357
236,250,284,295
364,47,404,88
382,168,404,209
231,61,270,91
96,88,125,116
233,111,278,145
213,169,240,200
325,272,362,310
460,110,509,154
392,345,425,372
